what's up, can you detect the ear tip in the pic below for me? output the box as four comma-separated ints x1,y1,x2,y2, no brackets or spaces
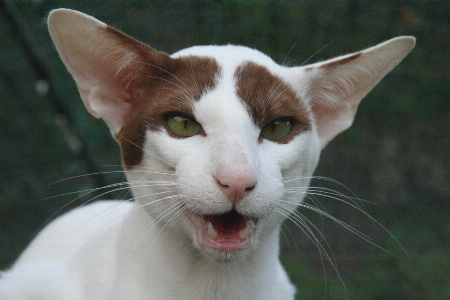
391,36,416,52
47,9,67,40
48,8,75,24
48,8,106,29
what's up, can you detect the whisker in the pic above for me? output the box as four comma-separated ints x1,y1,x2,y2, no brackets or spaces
277,209,339,295
285,194,405,258
35,182,132,235
288,199,373,241
186,59,202,99
301,38,338,66
278,204,336,265
135,60,193,89
132,198,182,250
132,59,196,100
49,170,127,185
36,189,179,260
116,135,176,169
144,75,195,101
276,204,348,297
281,40,299,67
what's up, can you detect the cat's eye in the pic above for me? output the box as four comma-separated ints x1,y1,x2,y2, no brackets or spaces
165,115,202,137
260,119,293,141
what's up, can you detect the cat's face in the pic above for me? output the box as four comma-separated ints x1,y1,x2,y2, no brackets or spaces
123,45,322,259
47,9,415,261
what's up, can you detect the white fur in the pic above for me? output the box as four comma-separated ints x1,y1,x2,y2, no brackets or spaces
0,9,415,300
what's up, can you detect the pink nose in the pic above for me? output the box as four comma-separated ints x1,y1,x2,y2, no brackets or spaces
216,176,256,205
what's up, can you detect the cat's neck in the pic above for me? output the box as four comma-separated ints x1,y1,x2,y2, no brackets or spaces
111,202,294,299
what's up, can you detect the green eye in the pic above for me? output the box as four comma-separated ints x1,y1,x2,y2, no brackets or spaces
261,119,293,141
166,115,202,137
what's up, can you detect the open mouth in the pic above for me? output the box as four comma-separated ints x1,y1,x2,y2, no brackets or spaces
188,210,258,252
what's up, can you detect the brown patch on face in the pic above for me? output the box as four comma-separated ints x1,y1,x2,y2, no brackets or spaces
106,27,221,168
235,61,311,144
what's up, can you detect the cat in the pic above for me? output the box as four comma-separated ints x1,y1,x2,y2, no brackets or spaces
0,8,414,300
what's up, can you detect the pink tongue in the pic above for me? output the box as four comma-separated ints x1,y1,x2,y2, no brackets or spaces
210,211,246,239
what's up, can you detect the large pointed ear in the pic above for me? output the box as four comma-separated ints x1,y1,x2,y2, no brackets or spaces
48,9,171,134
295,36,415,147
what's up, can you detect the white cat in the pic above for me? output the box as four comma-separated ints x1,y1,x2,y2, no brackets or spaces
0,9,414,300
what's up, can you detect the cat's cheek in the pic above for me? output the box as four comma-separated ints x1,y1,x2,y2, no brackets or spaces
259,131,317,172
146,131,206,162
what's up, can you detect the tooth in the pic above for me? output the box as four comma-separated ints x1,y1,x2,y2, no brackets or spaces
239,225,250,240
240,222,254,240
207,222,218,239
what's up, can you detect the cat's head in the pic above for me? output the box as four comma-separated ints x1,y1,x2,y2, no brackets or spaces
48,9,414,261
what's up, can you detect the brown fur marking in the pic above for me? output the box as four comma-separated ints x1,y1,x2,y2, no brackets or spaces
321,52,361,69
235,61,311,144
106,27,221,168
304,53,362,72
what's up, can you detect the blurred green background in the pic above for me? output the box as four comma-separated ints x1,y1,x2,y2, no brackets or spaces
0,0,449,299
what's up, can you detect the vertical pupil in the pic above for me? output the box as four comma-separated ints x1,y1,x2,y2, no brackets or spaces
183,120,188,129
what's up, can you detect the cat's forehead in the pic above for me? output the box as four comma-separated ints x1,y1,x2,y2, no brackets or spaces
173,45,310,139
172,45,309,127
172,45,278,69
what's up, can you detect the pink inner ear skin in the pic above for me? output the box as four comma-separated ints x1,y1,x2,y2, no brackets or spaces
312,101,354,145
305,37,415,147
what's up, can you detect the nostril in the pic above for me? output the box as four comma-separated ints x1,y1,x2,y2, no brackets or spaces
218,181,229,189
245,185,255,192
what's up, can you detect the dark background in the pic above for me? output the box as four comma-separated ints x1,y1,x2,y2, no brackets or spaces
0,0,449,299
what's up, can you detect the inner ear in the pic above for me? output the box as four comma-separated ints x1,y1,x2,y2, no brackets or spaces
296,36,415,147
48,9,173,133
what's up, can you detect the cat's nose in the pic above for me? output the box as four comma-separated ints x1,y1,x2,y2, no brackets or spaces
216,176,256,205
